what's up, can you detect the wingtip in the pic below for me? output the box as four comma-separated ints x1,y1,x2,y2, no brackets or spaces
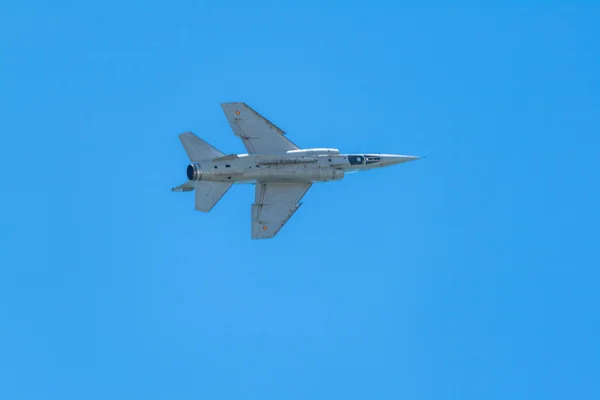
178,131,194,140
220,101,245,107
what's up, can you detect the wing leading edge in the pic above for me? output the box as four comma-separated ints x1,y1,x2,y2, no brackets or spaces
221,102,299,154
251,182,312,239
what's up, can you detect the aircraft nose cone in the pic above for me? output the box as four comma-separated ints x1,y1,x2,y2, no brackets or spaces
380,155,422,166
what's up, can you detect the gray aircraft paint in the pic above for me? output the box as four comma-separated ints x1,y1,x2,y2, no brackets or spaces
173,102,421,239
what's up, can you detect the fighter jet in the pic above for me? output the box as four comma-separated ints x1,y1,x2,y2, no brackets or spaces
172,102,421,239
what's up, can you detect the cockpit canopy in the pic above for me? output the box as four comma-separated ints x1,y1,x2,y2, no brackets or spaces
348,154,382,165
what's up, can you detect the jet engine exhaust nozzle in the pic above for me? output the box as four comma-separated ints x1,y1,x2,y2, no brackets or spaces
186,163,202,181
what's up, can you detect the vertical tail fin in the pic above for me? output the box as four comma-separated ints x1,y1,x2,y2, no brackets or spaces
179,132,224,162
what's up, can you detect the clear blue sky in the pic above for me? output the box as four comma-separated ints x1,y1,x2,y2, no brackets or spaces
1,2,599,399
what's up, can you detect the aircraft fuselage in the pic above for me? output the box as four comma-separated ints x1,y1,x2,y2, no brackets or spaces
185,148,419,184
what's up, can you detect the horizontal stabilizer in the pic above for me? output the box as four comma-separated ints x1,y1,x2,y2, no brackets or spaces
179,132,224,162
195,181,233,212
